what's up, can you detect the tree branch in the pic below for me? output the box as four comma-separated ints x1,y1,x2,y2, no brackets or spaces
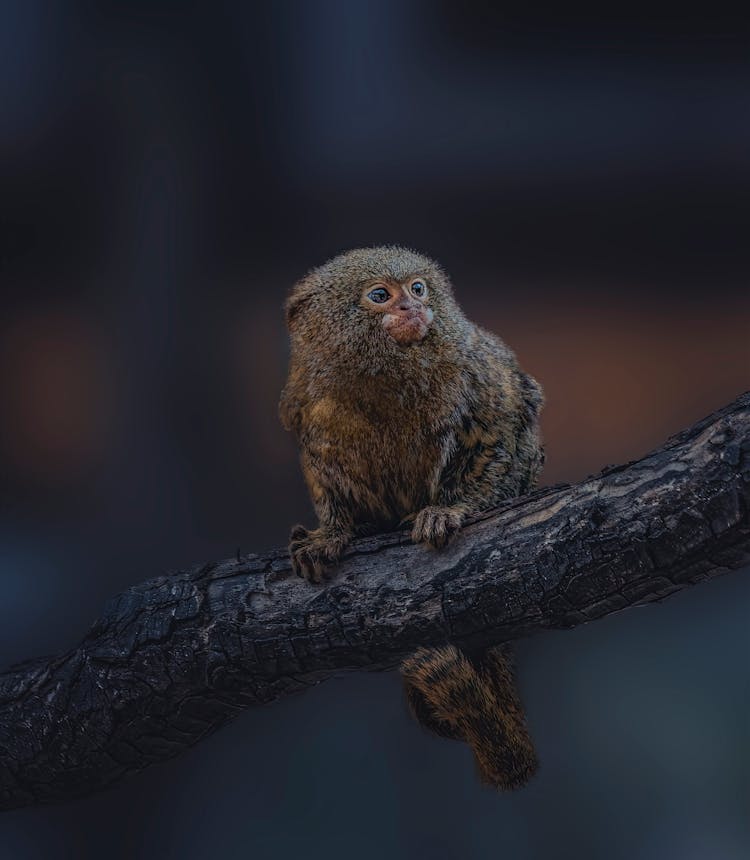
1,393,748,810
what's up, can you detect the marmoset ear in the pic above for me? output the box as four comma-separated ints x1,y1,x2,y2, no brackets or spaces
284,277,316,331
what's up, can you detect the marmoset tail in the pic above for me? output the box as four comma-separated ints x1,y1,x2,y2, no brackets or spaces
401,646,538,788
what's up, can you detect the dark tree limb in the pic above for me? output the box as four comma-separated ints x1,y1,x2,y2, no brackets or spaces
1,394,749,810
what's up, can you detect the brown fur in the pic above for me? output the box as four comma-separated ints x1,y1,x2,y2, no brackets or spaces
280,246,544,788
401,646,538,788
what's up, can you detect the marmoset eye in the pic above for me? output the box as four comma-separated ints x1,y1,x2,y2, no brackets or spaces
411,280,427,298
368,287,390,304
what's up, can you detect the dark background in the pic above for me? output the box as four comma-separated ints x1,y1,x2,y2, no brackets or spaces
1,2,749,858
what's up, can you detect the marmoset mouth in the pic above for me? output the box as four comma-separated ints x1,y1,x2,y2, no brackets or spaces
384,314,430,345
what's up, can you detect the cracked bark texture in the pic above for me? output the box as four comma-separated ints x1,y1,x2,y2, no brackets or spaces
1,392,748,810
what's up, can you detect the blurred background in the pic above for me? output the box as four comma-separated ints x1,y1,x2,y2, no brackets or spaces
1,2,749,858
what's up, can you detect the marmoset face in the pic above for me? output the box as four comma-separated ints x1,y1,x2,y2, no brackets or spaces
361,276,435,345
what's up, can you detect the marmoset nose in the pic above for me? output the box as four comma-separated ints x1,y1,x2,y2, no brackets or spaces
396,297,416,312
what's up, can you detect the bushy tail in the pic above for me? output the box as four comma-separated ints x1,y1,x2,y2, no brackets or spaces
401,644,538,789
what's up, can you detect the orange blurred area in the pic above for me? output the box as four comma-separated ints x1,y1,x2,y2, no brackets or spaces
3,290,747,495
0,309,114,486
232,303,290,470
489,293,750,484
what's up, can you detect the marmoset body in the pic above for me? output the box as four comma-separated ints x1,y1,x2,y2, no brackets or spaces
280,246,544,788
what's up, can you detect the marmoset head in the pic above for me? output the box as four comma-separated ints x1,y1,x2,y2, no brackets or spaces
284,246,467,360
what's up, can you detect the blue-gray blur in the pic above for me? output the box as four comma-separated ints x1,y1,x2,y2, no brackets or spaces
1,2,749,858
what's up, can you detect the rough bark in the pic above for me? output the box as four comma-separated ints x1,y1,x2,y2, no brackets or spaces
1,393,748,810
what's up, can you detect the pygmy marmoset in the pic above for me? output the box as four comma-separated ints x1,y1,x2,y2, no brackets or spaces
280,246,544,788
